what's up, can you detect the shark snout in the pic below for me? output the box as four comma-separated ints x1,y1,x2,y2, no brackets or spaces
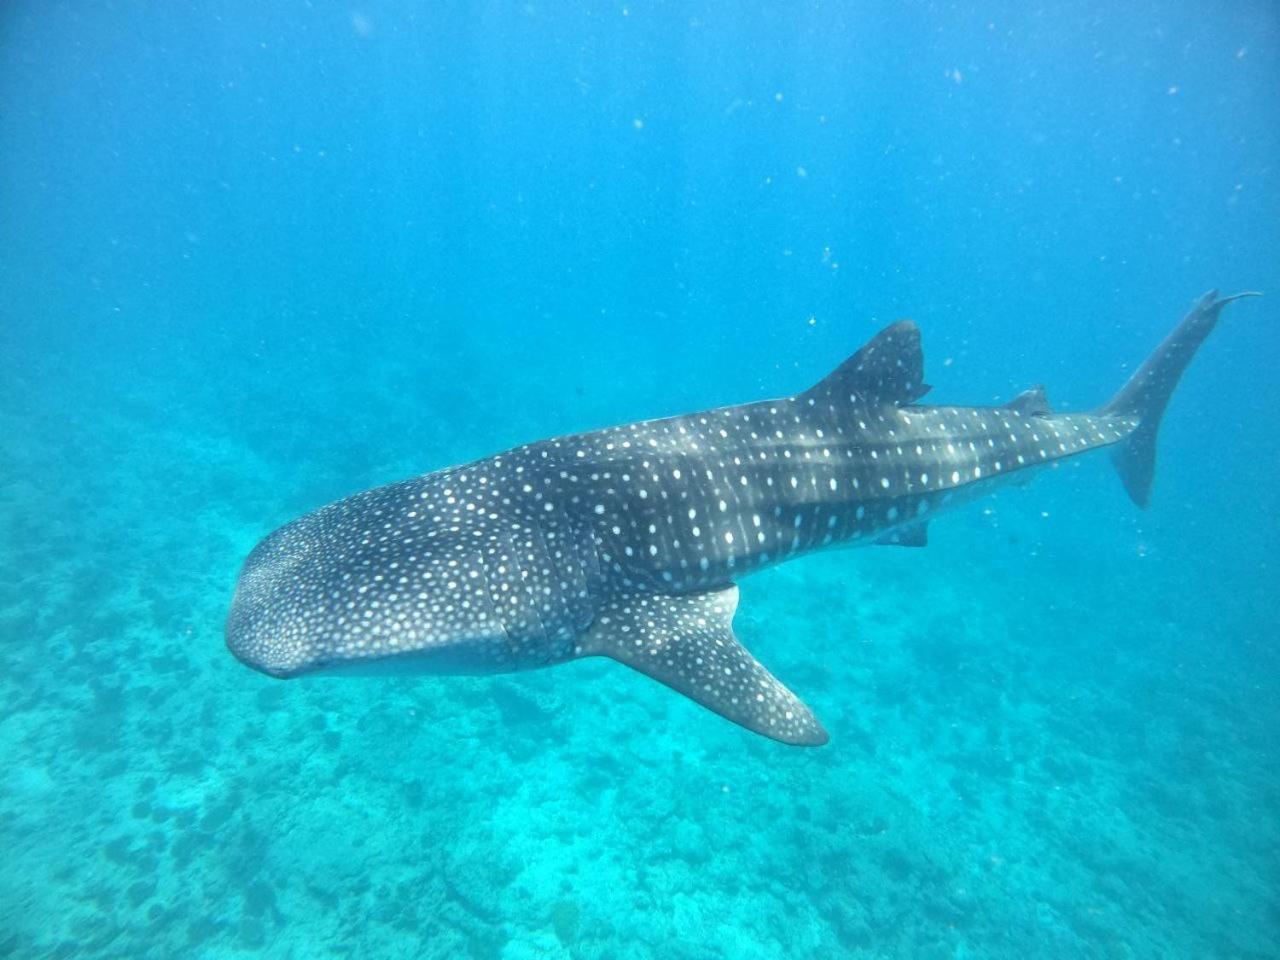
226,500,520,680
225,518,329,678
225,576,313,679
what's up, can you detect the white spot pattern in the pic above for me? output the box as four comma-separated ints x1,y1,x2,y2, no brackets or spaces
224,299,1217,746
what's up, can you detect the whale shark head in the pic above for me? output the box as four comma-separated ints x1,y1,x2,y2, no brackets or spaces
225,484,515,678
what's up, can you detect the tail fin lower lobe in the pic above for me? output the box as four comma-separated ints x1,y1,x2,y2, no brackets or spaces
1100,290,1260,507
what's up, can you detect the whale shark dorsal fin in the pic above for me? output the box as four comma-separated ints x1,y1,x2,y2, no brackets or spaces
576,587,828,746
803,319,930,406
1006,384,1052,417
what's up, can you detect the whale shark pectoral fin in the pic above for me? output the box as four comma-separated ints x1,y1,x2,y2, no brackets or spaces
577,587,828,746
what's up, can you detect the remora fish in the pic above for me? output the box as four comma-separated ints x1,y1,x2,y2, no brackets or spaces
227,290,1258,745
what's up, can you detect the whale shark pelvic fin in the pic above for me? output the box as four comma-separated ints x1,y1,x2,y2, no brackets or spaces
577,586,828,746
875,521,929,547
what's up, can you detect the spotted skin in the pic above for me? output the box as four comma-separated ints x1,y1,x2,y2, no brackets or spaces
227,290,1257,746
576,587,826,744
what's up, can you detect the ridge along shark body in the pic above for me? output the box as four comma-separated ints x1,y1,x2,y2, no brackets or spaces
227,290,1259,746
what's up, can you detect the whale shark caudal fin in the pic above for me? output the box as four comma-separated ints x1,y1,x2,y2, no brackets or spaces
1100,290,1261,507
801,319,931,406
576,586,828,746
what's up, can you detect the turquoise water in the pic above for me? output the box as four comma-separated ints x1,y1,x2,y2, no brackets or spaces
2,3,1278,958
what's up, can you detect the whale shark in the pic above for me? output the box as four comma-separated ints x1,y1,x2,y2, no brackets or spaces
227,290,1258,745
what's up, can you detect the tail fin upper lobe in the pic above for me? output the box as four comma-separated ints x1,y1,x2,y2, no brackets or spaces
1101,289,1260,507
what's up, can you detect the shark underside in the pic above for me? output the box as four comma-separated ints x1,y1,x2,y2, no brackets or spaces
227,291,1259,746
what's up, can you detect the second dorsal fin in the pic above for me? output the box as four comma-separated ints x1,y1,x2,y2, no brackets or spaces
1006,384,1052,416
802,320,929,406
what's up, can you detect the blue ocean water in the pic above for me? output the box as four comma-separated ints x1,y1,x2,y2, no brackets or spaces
2,2,1278,957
